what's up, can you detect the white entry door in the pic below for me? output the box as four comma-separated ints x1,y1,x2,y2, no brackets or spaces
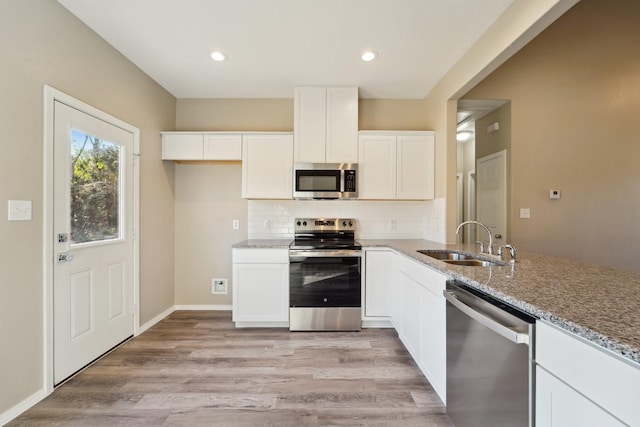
476,150,507,245
53,100,135,384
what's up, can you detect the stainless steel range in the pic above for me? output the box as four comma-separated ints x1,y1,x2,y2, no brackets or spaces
289,218,362,331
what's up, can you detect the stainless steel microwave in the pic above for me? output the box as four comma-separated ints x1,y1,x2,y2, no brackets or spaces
293,163,357,199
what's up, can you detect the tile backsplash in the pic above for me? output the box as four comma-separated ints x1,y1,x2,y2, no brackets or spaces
248,198,446,241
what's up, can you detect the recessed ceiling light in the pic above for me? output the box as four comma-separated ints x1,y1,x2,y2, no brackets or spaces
361,51,378,62
210,51,227,62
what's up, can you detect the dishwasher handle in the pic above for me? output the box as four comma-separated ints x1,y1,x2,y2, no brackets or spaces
443,289,531,345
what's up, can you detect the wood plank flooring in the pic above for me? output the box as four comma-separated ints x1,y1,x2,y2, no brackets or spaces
8,311,453,426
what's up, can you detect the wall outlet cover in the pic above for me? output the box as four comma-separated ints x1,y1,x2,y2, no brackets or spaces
212,278,228,294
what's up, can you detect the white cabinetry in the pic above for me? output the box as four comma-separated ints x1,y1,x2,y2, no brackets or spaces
392,255,447,402
241,133,293,199
162,132,242,161
294,86,358,163
363,249,395,323
232,248,289,327
358,131,435,200
536,321,639,426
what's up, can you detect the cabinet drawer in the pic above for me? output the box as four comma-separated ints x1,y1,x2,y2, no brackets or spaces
232,248,289,264
536,320,640,426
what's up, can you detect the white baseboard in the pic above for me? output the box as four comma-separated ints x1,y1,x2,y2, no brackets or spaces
0,388,47,426
362,319,394,328
138,305,175,334
174,304,232,311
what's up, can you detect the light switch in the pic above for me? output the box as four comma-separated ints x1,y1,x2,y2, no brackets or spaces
8,200,32,221
520,208,531,219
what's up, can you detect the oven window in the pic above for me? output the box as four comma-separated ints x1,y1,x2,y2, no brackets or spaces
290,256,361,307
296,170,340,191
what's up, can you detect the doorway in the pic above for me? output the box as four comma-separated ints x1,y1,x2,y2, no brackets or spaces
44,87,140,389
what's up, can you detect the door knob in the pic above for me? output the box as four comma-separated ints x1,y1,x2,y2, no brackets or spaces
57,252,74,263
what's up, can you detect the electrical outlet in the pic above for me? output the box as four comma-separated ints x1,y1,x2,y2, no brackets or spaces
211,278,228,294
232,219,240,230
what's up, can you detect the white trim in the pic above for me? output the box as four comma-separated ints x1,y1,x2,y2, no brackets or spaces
174,304,233,311
138,305,175,334
362,319,394,328
43,85,140,395
0,388,48,426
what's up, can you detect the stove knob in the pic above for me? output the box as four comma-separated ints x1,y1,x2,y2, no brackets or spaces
302,221,307,226
296,221,301,226
348,221,353,227
342,221,347,227
323,298,328,303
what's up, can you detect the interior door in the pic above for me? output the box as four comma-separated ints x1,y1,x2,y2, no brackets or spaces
53,100,134,384
476,150,507,245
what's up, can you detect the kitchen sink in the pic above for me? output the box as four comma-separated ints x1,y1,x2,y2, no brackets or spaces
443,259,504,267
417,250,506,267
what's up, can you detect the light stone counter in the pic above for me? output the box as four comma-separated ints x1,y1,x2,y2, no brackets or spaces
360,239,640,365
232,239,292,249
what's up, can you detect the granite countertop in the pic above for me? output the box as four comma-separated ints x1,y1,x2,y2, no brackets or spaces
232,239,292,249
361,239,640,366
232,238,640,365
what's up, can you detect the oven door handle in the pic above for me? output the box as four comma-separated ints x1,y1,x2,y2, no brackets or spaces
289,250,362,259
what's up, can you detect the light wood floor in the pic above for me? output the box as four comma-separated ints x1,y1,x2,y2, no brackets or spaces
9,311,453,426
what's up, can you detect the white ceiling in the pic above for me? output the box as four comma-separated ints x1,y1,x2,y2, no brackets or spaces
57,0,515,99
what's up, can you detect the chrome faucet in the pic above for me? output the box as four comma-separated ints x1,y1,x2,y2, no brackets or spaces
499,244,518,263
456,220,494,255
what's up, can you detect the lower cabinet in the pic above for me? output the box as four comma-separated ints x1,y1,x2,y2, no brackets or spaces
363,249,395,319
392,254,447,402
536,367,624,426
232,248,289,327
535,320,639,426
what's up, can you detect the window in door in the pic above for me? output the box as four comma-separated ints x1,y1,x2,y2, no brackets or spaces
70,129,122,244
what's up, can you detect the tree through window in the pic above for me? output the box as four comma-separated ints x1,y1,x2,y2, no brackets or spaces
70,129,121,244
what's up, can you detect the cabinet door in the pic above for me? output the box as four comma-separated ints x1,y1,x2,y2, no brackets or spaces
536,367,625,427
242,134,293,199
397,135,435,200
364,250,393,317
233,263,289,322
326,87,358,163
358,135,396,199
419,284,446,401
398,270,422,361
204,133,241,160
294,87,326,163
162,133,203,160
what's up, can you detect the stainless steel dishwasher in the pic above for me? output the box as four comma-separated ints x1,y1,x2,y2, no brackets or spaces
444,280,536,427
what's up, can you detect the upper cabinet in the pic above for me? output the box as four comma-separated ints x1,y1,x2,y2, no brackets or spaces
358,131,435,200
162,132,242,161
294,86,358,164
242,133,293,199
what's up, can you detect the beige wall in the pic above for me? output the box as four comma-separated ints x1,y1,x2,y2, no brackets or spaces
0,0,176,415
359,99,430,130
463,0,640,271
